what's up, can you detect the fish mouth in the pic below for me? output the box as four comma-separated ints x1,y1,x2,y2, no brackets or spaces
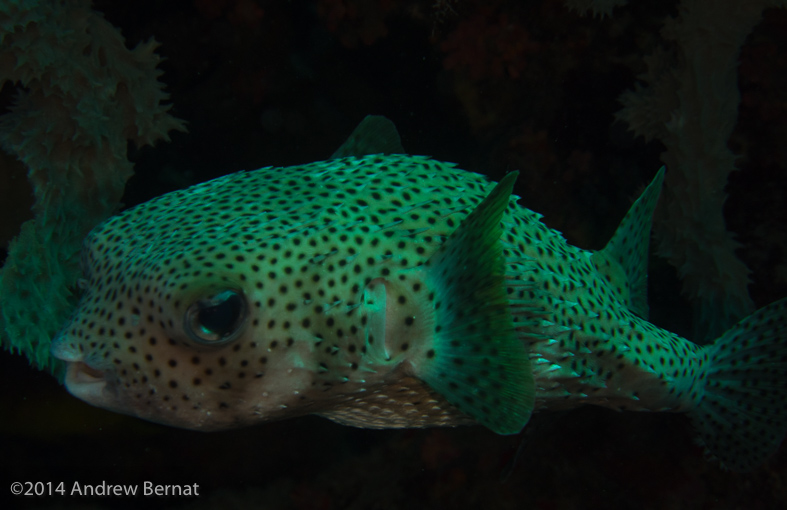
63,361,112,405
51,335,115,405
68,361,106,383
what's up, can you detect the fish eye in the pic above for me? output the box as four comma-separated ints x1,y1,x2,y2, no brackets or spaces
184,290,248,345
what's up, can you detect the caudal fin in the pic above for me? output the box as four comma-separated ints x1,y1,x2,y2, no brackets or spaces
689,298,787,471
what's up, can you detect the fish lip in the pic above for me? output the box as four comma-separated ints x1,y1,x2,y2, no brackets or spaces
50,335,82,362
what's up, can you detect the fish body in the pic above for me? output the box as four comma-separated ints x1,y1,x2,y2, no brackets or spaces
51,118,787,471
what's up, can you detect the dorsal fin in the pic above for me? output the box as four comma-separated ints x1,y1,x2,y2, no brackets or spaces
331,115,405,158
592,167,665,319
414,172,534,435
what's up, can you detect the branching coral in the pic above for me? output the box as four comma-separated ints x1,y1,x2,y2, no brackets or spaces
0,0,185,376
316,0,395,48
440,7,539,81
616,0,787,340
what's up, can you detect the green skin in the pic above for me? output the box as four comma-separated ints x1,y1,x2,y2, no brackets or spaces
51,154,787,472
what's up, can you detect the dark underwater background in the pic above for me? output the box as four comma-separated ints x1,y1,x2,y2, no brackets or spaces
2,0,786,508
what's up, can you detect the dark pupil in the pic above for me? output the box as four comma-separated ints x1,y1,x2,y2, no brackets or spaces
199,293,242,337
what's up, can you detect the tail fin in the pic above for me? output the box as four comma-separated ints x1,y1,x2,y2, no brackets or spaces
689,298,787,471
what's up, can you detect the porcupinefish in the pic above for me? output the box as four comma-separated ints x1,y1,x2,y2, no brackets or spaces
51,116,787,471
